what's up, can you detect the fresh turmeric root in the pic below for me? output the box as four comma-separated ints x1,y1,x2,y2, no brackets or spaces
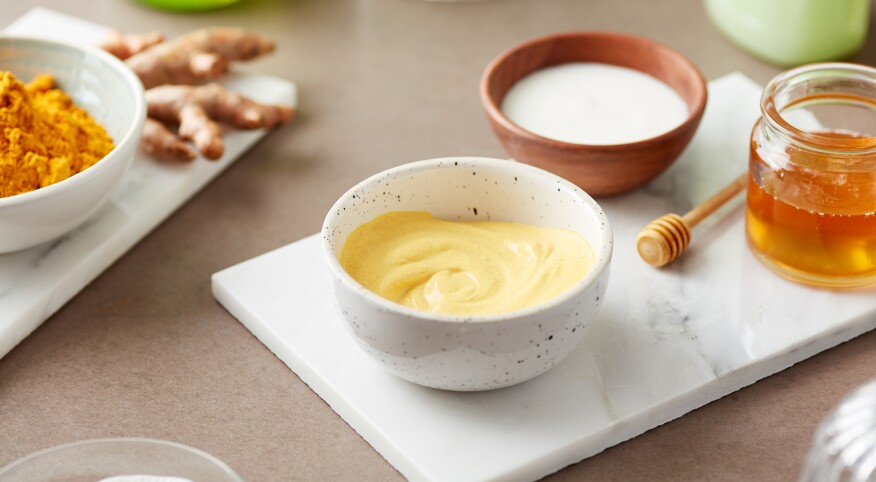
141,118,197,162
124,27,275,89
143,83,294,161
102,28,289,161
100,30,165,60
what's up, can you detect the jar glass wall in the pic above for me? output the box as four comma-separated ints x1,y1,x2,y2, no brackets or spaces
747,63,876,288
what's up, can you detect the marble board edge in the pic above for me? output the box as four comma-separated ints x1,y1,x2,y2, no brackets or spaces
211,234,876,482
535,309,876,481
211,240,431,481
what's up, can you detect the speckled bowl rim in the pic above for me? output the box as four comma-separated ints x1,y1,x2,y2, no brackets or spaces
479,30,708,153
322,156,613,324
0,35,146,208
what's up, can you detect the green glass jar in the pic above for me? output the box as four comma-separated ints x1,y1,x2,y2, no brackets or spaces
705,0,869,67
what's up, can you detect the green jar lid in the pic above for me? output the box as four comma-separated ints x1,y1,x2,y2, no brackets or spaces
136,0,242,12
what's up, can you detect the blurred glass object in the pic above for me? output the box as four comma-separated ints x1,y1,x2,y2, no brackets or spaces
705,0,869,67
135,0,242,12
0,438,243,482
800,380,876,482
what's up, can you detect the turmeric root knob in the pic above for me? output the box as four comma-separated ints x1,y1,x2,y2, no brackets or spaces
100,30,165,60
143,83,294,162
141,118,196,162
182,83,293,129
125,27,275,88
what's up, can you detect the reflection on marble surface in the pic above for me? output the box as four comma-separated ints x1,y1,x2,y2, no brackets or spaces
213,73,876,482
0,8,297,359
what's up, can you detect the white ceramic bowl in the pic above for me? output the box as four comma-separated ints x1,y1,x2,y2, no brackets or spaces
0,37,146,253
322,157,612,391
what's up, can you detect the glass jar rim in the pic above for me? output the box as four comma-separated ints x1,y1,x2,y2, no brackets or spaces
761,62,876,155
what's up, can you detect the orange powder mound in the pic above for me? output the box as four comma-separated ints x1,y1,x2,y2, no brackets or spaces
0,71,114,198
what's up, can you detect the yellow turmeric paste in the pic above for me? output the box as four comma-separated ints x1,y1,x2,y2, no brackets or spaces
340,211,595,315
0,71,114,198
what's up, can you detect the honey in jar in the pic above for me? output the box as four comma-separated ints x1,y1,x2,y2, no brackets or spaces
747,64,876,288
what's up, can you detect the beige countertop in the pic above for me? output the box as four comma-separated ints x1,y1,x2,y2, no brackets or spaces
2,0,876,480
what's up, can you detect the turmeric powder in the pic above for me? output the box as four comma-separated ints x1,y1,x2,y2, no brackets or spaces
0,71,114,198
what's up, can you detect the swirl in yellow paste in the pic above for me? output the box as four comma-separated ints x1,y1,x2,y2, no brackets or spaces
339,211,594,316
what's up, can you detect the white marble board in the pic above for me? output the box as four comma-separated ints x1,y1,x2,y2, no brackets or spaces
212,73,876,482
0,8,298,360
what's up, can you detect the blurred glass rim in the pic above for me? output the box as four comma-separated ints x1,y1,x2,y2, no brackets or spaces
800,380,876,482
0,437,244,481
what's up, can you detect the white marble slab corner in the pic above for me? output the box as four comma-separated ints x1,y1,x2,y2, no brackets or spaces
0,8,298,359
213,73,876,482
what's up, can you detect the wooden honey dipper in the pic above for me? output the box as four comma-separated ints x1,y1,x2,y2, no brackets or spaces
636,173,748,267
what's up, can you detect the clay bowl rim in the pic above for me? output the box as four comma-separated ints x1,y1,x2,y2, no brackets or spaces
479,30,708,155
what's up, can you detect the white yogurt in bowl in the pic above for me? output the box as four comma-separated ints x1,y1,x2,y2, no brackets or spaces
501,62,689,145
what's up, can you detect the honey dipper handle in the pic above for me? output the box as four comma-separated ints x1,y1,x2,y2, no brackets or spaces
637,172,749,267
681,173,748,227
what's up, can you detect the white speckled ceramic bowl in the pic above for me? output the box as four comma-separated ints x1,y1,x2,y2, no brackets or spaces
0,37,146,253
322,157,612,391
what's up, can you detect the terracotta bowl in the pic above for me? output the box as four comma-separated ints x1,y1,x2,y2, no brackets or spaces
480,31,707,197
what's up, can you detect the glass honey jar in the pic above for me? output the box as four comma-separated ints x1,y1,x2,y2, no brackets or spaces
747,63,876,288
